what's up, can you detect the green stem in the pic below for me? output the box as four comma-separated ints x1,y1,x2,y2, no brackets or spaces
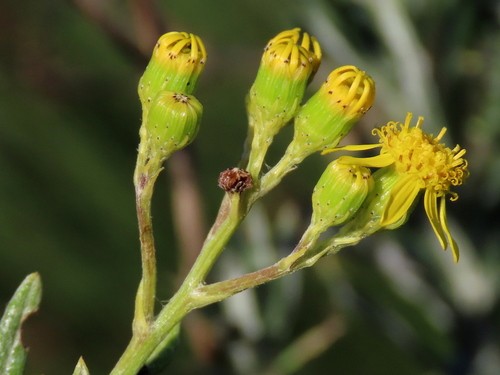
255,141,306,201
112,200,365,373
111,192,246,373
132,154,162,330
110,284,191,375
192,228,322,308
179,192,244,287
246,127,274,181
112,262,286,374
114,128,317,371
193,225,372,308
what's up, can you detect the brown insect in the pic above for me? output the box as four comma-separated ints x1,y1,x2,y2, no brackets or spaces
218,168,253,193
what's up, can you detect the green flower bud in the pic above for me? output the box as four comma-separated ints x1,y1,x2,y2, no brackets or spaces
141,91,203,162
138,32,207,113
247,28,321,135
311,160,373,232
291,65,375,157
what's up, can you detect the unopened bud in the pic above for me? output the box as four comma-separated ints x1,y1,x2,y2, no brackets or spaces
311,160,373,232
139,32,206,113
247,28,321,135
142,91,202,161
292,65,375,156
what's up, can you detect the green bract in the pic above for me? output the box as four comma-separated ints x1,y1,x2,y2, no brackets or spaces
144,91,203,161
311,160,373,232
340,166,404,235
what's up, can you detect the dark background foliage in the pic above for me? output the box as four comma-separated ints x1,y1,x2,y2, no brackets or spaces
0,0,498,374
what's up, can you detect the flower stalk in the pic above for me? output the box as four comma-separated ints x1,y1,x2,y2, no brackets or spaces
132,154,161,329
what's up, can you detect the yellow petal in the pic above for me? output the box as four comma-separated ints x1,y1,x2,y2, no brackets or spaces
423,189,447,250
381,175,421,227
337,154,394,168
439,196,460,262
322,143,381,154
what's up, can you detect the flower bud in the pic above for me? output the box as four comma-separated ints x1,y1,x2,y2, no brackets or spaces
142,91,202,161
247,28,321,135
138,32,207,113
291,65,375,157
311,160,373,232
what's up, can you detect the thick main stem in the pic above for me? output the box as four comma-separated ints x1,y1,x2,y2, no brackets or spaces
177,193,244,288
111,193,246,373
111,282,191,375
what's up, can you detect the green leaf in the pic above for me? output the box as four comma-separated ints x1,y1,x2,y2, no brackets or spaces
0,273,42,375
72,357,90,375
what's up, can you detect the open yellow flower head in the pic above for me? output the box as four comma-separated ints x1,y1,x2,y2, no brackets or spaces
247,28,321,135
334,113,469,262
311,160,373,233
142,91,203,161
291,65,375,157
139,32,207,113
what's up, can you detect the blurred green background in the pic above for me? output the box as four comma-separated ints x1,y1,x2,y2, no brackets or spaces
1,0,499,374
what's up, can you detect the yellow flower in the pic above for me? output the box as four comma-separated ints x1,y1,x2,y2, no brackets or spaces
328,112,469,262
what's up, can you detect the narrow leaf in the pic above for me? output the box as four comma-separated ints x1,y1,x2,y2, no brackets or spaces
0,273,42,374
72,356,90,375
